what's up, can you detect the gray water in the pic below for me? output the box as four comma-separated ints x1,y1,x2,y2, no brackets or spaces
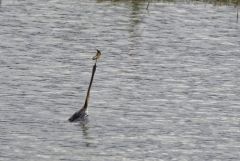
0,0,240,160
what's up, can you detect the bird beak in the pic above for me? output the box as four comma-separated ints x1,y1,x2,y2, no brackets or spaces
97,49,101,55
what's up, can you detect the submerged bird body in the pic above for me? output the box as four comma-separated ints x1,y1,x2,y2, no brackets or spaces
68,106,88,122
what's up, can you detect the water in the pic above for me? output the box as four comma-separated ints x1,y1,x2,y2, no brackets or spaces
0,0,240,160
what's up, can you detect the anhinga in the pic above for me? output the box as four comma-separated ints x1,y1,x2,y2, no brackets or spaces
69,50,101,122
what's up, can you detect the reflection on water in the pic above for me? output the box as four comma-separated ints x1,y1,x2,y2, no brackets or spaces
79,123,91,147
128,1,145,53
0,0,240,160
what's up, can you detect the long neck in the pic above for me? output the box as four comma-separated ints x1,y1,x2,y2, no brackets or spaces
83,63,97,110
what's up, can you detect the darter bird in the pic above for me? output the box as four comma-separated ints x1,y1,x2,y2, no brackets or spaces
69,49,101,122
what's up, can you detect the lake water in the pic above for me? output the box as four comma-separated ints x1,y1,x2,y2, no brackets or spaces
0,0,239,160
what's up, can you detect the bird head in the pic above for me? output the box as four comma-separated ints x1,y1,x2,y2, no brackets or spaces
92,49,101,61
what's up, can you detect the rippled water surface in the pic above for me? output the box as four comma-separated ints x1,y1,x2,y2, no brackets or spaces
0,0,240,160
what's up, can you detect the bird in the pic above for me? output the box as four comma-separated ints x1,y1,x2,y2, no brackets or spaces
69,49,101,122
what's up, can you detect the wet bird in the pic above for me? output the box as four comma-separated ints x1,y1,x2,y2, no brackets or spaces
69,50,101,122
